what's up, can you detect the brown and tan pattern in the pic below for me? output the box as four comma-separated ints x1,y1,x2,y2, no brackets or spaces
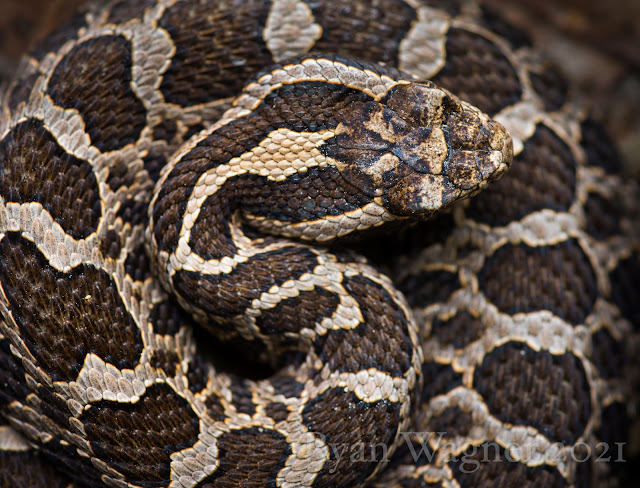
0,0,638,487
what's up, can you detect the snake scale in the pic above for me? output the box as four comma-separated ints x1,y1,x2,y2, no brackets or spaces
1,0,639,486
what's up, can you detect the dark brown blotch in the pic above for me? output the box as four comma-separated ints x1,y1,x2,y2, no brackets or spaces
306,0,416,67
197,426,290,487
383,436,436,472
186,352,210,395
480,6,532,49
313,275,414,378
159,0,272,106
48,35,146,153
354,213,456,266
6,71,39,114
0,233,142,382
609,253,640,328
151,174,192,253
420,361,463,403
105,155,138,193
0,416,97,486
82,383,200,485
142,146,169,184
473,341,590,444
589,328,625,379
302,388,401,487
259,81,373,133
580,118,622,174
187,191,238,261
229,380,257,416
0,449,74,488
0,118,101,240
268,373,305,400
107,0,157,24
429,406,473,439
479,240,598,325
397,269,460,309
124,242,152,283
238,167,374,226
148,349,180,377
422,0,462,17
264,401,290,424
31,9,89,61
529,64,569,112
593,401,629,479
205,391,226,422
107,167,155,229
431,311,485,349
99,228,122,259
432,28,522,115
583,192,622,240
147,299,188,337
0,339,31,404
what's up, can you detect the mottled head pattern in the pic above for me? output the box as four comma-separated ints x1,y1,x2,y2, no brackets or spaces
326,81,513,216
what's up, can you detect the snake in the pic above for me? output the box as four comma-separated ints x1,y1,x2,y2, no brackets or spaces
0,0,639,487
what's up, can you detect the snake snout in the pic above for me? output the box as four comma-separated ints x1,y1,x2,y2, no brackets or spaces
443,104,513,191
381,82,513,216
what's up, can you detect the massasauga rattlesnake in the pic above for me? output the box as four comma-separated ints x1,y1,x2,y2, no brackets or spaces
0,0,639,487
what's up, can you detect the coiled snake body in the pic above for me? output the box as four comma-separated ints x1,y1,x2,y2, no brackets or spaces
0,0,638,487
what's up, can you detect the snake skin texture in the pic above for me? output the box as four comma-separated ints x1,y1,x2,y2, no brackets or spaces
1,0,639,487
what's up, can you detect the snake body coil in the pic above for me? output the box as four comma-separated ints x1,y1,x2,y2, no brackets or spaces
0,1,639,487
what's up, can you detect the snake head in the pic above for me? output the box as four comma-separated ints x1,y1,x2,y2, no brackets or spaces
323,81,513,217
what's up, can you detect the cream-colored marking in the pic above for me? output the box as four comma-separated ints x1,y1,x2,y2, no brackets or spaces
422,386,574,478
414,175,447,210
411,86,448,128
313,368,410,405
400,128,447,174
0,425,32,452
32,95,98,161
361,105,406,143
168,437,219,488
488,148,510,175
235,59,410,112
361,153,402,181
169,237,295,278
424,304,589,369
1,202,101,272
278,424,330,488
398,4,450,78
494,100,541,155
451,208,582,258
73,353,149,404
264,0,322,62
248,269,364,332
130,22,175,110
